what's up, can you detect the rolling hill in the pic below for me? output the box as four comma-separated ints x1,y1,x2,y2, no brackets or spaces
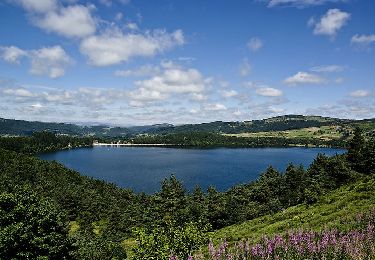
1,115,374,137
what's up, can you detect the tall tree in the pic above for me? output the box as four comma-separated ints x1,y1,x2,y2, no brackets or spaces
0,187,75,259
347,127,365,172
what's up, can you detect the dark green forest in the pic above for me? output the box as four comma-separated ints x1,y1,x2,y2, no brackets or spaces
0,128,374,258
128,132,347,148
0,131,93,154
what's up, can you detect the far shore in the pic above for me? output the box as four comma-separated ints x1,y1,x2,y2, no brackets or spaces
93,142,173,147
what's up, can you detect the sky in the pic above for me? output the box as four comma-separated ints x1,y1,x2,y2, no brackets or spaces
0,0,374,126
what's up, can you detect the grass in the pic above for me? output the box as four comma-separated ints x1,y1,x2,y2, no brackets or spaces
223,125,345,141
212,176,375,244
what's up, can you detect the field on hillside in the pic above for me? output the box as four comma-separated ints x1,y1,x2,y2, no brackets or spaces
212,176,375,243
223,125,347,141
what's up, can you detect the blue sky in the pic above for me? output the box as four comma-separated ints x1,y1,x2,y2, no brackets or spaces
0,0,374,125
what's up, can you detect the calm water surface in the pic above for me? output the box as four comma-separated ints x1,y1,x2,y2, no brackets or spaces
39,147,345,193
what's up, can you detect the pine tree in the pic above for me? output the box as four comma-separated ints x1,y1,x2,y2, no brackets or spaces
347,127,365,172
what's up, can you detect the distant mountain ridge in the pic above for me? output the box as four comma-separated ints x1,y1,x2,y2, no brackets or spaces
1,115,374,137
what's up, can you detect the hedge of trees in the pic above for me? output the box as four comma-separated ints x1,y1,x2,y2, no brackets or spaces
0,129,374,258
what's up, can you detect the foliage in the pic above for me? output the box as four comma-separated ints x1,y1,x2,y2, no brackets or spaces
212,177,375,243
133,221,209,259
128,132,347,148
0,131,93,154
201,215,375,259
0,187,74,259
71,230,127,260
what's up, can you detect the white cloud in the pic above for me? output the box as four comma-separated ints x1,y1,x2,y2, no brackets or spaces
350,90,370,97
30,103,44,109
247,37,263,51
256,87,283,97
284,71,325,85
99,0,130,6
267,0,347,8
34,5,96,38
189,108,199,114
0,46,27,64
310,65,344,73
114,12,123,21
190,93,208,101
127,88,167,103
126,23,139,31
351,34,375,46
115,64,160,77
29,46,72,78
1,45,72,78
121,62,210,106
239,59,251,77
233,110,242,116
204,103,227,111
268,106,285,113
3,88,35,97
135,67,205,94
220,89,238,98
13,0,57,13
80,29,184,66
312,9,350,38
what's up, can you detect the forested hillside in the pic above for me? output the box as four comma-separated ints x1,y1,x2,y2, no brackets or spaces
0,128,374,259
2,115,374,137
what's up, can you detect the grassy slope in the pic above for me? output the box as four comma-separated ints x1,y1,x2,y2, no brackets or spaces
224,121,375,141
212,176,375,243
224,126,343,140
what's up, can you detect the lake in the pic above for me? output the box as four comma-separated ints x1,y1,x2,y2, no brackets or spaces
39,147,345,193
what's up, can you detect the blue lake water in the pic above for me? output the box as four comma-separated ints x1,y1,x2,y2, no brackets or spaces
39,147,346,193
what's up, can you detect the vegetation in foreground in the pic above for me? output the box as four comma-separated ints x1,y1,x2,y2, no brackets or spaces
191,210,375,259
212,177,375,243
0,128,374,259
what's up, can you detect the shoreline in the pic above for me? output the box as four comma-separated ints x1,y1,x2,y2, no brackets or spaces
93,143,173,147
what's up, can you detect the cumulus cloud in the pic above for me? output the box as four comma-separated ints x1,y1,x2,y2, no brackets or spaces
220,89,238,98
350,90,370,97
12,0,57,13
306,99,375,119
3,88,35,98
351,34,375,47
204,103,227,111
29,46,72,78
311,9,350,38
190,93,208,101
99,0,130,7
268,106,285,113
80,29,184,66
126,23,139,31
267,0,347,8
118,62,211,106
255,87,283,97
12,1,97,39
247,37,263,51
134,67,206,95
310,65,344,73
0,46,27,64
1,45,72,78
239,59,251,77
115,64,160,77
284,72,325,85
34,5,96,38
